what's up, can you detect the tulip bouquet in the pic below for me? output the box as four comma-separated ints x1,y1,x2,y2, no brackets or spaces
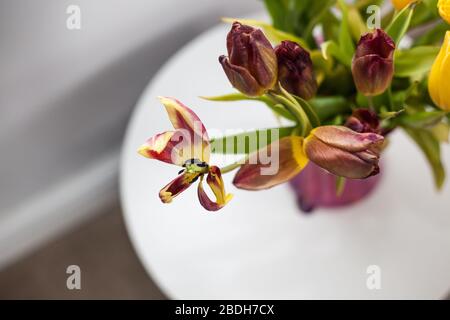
139,0,450,212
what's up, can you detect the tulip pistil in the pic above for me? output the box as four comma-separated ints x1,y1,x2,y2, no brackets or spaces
183,158,210,174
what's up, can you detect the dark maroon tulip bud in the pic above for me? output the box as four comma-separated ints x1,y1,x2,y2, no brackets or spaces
352,29,395,96
275,40,317,100
219,22,277,97
345,109,381,134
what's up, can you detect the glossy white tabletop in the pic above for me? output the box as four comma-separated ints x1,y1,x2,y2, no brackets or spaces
120,22,450,299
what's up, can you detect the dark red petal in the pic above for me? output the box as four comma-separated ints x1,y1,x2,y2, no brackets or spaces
233,136,308,190
219,55,264,97
197,170,232,211
159,172,199,203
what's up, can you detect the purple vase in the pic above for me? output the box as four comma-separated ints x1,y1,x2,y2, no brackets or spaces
289,162,382,213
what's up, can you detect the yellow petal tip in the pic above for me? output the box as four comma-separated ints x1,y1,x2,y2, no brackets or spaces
137,144,150,158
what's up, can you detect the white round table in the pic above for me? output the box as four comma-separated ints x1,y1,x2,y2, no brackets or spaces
120,22,450,299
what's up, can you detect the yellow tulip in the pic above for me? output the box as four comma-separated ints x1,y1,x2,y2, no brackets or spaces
438,0,450,23
391,0,415,10
428,31,450,111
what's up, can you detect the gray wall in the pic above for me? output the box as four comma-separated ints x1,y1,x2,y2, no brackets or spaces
0,0,262,268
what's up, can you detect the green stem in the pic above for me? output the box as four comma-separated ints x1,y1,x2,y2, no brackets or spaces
387,87,394,111
267,91,311,137
220,159,245,174
335,176,346,197
367,96,375,111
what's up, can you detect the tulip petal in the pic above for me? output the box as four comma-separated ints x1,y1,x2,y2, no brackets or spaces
309,126,384,153
439,0,450,24
248,31,278,89
304,137,380,178
233,136,309,190
158,97,210,162
219,56,264,97
138,130,203,166
227,22,253,69
355,29,395,60
352,55,394,96
197,167,233,211
392,0,415,11
429,31,450,111
159,172,200,203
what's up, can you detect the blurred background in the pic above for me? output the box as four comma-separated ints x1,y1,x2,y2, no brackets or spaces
0,0,262,299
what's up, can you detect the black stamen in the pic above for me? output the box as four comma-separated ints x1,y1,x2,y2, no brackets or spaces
197,161,208,168
184,158,206,167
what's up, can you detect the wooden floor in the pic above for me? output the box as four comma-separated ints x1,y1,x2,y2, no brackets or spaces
0,202,166,299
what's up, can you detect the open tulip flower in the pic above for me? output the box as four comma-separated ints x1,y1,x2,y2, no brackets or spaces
233,126,384,190
142,0,450,213
138,97,232,211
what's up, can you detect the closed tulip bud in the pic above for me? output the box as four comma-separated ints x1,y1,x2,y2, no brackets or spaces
274,40,317,100
428,31,450,111
219,22,277,97
438,0,450,24
352,29,395,96
304,126,384,179
391,0,415,10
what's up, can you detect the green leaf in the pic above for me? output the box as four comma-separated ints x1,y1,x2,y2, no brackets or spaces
392,81,419,108
347,6,368,40
327,114,345,125
414,21,448,46
310,50,333,84
322,10,341,41
430,122,450,143
410,0,439,27
302,0,337,42
321,40,352,67
210,126,295,154
263,0,286,30
404,127,446,189
263,0,336,46
310,96,351,121
399,111,446,129
337,0,355,58
356,92,390,111
394,46,439,77
379,109,404,120
386,2,416,45
201,93,296,121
